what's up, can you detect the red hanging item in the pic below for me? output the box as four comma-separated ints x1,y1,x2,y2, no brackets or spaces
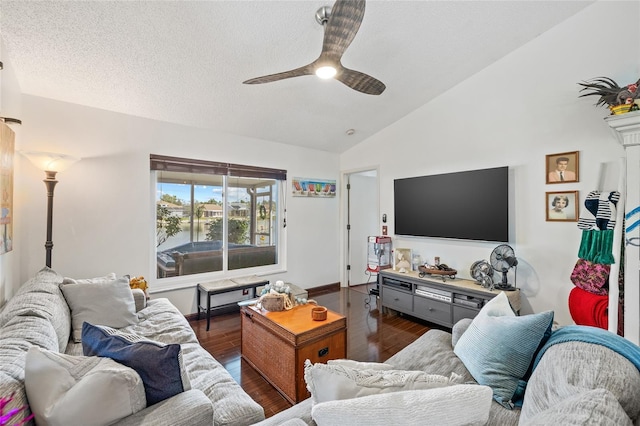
568,286,608,330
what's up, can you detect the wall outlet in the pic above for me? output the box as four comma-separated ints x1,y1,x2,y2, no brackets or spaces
382,225,388,235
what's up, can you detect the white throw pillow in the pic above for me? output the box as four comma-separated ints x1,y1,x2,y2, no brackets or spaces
304,360,452,404
62,272,118,284
326,359,394,370
311,385,493,426
60,277,138,342
25,347,146,426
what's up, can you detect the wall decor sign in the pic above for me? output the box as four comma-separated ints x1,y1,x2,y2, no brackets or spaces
546,190,579,222
546,151,579,184
0,124,14,254
292,177,336,197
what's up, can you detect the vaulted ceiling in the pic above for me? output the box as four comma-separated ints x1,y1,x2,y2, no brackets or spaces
1,1,592,153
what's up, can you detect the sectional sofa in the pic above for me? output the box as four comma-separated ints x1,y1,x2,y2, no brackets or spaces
3,267,640,426
0,267,264,426
256,292,640,426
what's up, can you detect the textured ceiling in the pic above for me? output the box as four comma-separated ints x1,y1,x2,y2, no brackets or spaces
1,1,592,153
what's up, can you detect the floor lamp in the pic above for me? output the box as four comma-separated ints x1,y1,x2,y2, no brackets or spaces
21,151,80,268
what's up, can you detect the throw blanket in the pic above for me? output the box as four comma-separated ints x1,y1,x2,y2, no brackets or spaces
578,229,615,265
532,325,640,373
568,286,608,329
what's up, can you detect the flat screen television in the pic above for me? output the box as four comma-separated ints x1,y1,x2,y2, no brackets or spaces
394,166,509,242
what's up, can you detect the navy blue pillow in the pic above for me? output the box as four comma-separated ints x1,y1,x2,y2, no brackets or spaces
81,322,191,406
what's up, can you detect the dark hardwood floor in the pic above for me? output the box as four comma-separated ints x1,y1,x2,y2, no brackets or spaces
190,284,435,418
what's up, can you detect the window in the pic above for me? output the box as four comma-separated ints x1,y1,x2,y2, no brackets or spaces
151,155,286,279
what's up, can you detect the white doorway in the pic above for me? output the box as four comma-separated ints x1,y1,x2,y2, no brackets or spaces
344,169,379,287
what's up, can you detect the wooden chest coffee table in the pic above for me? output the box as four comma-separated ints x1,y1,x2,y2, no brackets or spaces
241,304,347,404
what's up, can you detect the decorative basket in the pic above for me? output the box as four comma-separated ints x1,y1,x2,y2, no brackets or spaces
418,265,457,276
259,293,286,312
311,306,328,321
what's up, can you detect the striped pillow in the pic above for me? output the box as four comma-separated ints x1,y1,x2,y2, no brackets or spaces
453,292,553,409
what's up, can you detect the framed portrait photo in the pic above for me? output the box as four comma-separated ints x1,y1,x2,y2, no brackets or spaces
546,151,579,184
546,191,579,222
393,248,412,272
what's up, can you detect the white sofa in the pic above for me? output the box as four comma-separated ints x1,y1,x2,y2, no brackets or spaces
0,267,265,426
255,294,640,426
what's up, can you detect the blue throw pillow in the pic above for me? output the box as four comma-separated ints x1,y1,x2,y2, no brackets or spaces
453,292,553,409
81,322,191,406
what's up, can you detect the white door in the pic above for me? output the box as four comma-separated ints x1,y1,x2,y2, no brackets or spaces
346,170,378,286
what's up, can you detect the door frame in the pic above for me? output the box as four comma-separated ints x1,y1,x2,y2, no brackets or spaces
340,166,380,288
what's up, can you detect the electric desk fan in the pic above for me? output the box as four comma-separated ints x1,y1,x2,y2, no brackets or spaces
470,260,494,289
489,244,518,290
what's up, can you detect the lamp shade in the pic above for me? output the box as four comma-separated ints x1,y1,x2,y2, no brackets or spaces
20,151,80,173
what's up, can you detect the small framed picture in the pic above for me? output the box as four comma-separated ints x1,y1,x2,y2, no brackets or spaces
394,248,412,272
546,151,579,184
546,191,579,222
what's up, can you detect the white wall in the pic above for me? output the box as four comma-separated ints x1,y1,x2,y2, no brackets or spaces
13,96,340,314
340,1,639,326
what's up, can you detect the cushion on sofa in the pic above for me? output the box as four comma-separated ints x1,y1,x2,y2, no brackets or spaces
275,419,309,426
0,315,62,425
451,317,473,347
304,359,452,404
0,314,59,353
0,267,70,351
453,291,553,409
63,272,117,284
131,288,148,312
13,267,63,296
386,327,473,380
519,388,632,426
60,276,138,342
310,385,493,426
24,346,146,426
82,322,191,406
520,341,640,423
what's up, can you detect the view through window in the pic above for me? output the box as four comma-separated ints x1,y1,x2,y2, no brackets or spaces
151,155,286,279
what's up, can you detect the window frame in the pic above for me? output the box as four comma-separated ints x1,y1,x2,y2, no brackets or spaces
150,155,287,291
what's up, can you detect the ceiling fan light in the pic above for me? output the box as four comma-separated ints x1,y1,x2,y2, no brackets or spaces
316,66,337,79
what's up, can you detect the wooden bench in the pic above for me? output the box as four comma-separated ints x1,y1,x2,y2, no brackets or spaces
197,276,270,331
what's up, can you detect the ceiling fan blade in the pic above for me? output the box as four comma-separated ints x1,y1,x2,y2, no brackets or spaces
321,0,365,62
243,64,314,85
335,67,385,95
243,0,385,95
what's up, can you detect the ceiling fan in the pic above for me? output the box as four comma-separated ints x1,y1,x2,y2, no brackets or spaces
243,0,385,95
